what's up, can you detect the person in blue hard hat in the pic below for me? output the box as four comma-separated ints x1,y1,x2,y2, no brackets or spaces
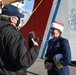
0,4,40,75
44,21,71,75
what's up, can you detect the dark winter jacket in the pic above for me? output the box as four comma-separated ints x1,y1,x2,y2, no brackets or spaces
0,19,39,75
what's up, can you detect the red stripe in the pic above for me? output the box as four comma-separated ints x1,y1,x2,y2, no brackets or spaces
54,21,64,26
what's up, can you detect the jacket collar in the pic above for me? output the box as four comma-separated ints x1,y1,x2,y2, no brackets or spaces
0,19,11,28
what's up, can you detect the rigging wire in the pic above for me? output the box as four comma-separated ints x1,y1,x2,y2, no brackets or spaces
18,0,43,30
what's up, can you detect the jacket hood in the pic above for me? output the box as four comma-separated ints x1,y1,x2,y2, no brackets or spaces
0,19,11,28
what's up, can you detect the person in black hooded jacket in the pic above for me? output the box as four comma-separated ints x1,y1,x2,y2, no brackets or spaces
0,4,40,75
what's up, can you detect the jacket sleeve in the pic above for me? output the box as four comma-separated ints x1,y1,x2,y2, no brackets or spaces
5,30,40,69
53,39,71,69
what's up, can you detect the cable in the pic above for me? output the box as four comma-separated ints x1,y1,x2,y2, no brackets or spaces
18,0,43,30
